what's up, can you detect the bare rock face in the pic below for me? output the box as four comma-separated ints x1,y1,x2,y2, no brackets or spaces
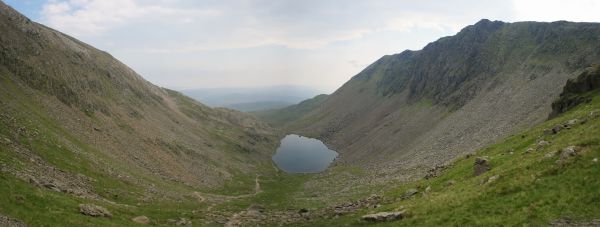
474,157,491,176
361,210,406,222
550,65,600,118
78,204,112,218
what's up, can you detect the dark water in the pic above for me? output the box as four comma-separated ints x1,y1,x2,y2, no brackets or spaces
272,134,338,173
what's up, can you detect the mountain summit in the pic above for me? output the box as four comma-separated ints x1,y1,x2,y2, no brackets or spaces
284,19,600,179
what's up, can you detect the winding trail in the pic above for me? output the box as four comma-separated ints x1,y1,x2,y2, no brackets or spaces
192,175,261,212
223,175,262,227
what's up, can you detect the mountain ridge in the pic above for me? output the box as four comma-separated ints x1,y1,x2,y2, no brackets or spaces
0,0,276,195
284,19,600,180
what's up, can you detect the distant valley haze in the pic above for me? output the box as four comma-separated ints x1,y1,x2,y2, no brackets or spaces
181,85,324,111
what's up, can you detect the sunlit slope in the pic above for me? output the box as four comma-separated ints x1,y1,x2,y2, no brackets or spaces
288,19,600,181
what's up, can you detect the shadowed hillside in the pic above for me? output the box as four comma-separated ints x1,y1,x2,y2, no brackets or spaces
0,1,279,225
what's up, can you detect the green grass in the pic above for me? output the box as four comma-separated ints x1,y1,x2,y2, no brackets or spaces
301,90,600,226
2,67,600,226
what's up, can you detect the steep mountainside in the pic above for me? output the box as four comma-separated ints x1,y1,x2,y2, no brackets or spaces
0,0,276,213
306,75,600,226
288,19,600,179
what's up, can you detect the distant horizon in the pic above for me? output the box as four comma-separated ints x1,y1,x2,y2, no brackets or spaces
177,84,326,93
5,0,600,93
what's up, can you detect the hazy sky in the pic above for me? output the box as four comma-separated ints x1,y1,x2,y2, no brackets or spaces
5,0,600,92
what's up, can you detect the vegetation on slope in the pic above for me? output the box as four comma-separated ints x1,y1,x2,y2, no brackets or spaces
284,19,600,179
253,94,329,127
301,88,600,226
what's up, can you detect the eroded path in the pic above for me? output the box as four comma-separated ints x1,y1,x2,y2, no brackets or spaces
192,175,261,212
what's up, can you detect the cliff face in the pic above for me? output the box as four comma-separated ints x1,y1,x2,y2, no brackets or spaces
288,19,600,179
550,65,600,118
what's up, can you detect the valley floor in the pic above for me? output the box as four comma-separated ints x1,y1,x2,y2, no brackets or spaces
1,90,600,226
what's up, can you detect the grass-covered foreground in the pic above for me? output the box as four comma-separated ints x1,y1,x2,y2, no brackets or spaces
302,91,600,226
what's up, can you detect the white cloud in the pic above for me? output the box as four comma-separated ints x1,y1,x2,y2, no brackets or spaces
34,0,600,92
512,0,600,22
41,0,219,36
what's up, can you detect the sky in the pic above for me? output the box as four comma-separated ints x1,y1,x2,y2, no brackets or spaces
5,0,600,93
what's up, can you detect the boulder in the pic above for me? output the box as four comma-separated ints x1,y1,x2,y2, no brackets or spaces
298,208,309,214
560,146,578,160
565,119,579,126
525,148,534,154
362,210,406,222
473,157,491,176
552,125,564,134
537,140,551,147
402,189,419,199
79,204,112,218
248,204,265,213
486,175,499,184
446,180,456,187
132,216,150,224
175,217,191,226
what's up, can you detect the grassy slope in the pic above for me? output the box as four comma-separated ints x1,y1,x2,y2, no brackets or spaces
0,74,214,225
253,94,328,127
302,90,600,226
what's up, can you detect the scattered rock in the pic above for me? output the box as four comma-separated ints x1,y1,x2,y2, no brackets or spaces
486,175,499,184
175,217,191,226
79,204,112,218
132,216,150,224
565,119,579,126
537,140,551,148
248,204,265,213
2,137,10,144
525,147,535,154
402,188,419,199
474,157,491,176
559,146,578,160
298,208,309,214
544,152,555,158
552,124,564,134
361,210,406,222
424,164,448,179
0,214,26,227
593,158,598,163
424,186,431,194
551,218,600,226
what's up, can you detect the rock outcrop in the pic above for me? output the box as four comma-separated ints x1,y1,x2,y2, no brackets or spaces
550,65,600,118
474,157,491,176
361,210,406,222
78,204,112,218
